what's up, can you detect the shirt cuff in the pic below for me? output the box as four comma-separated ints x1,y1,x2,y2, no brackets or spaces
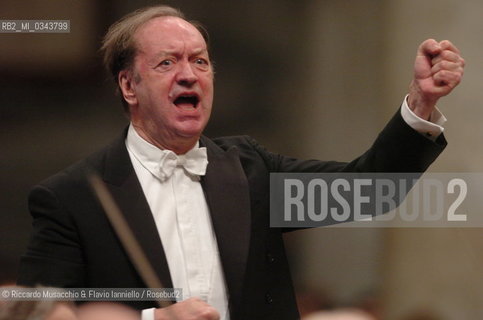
401,94,446,141
142,308,155,320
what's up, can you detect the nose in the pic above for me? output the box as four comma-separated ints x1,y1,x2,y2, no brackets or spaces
176,61,198,86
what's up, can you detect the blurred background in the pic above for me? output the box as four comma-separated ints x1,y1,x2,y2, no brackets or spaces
1,0,482,319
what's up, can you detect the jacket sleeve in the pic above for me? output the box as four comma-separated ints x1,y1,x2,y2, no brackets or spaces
17,184,86,288
249,108,446,174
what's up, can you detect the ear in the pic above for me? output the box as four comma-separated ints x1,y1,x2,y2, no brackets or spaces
118,70,138,107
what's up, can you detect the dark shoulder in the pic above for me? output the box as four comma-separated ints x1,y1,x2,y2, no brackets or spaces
207,135,269,155
205,135,276,170
35,133,125,192
210,135,254,149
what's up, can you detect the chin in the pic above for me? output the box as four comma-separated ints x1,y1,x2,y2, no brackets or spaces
176,127,204,139
175,122,206,138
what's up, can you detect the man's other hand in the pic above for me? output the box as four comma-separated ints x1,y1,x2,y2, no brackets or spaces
154,298,220,320
408,39,465,120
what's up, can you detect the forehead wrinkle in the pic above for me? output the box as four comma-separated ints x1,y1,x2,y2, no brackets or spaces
137,34,206,55
157,48,208,59
145,45,208,63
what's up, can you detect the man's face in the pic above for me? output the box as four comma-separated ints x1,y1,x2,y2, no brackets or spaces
122,16,214,150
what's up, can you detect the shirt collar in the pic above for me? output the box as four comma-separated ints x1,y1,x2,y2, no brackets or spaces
125,123,201,179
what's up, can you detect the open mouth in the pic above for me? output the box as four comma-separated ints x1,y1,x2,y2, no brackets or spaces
173,94,200,109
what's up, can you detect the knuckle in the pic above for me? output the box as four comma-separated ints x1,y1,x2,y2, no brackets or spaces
439,60,450,69
199,307,218,319
435,70,448,78
440,39,450,46
188,297,203,304
440,50,454,60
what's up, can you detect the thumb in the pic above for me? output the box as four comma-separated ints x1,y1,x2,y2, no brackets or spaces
414,39,441,80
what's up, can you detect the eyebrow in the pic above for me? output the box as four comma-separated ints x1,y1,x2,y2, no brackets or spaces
154,48,209,59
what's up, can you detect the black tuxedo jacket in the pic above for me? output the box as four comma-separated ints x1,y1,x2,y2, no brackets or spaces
18,110,446,319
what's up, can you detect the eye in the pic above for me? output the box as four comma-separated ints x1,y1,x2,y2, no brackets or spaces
193,58,210,70
195,58,208,65
156,59,175,70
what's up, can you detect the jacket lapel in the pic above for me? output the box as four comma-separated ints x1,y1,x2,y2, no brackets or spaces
100,129,174,290
200,136,251,315
94,131,251,312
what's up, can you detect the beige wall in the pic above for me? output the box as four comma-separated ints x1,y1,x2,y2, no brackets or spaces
287,0,386,305
294,0,483,319
381,1,483,319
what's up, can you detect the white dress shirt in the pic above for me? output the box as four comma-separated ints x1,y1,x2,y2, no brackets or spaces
132,96,445,320
125,126,229,320
401,95,446,139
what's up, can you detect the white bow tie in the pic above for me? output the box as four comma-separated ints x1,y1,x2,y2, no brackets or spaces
157,147,208,181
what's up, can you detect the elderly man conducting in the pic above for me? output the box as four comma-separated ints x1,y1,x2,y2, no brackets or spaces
18,5,465,320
